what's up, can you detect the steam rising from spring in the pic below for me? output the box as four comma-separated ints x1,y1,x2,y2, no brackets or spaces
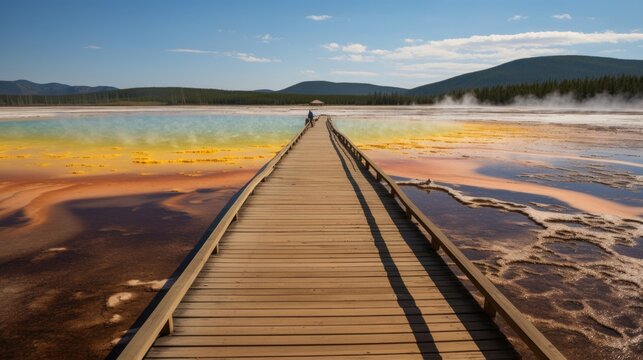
436,92,643,110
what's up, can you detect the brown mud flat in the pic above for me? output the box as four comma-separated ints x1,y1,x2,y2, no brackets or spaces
0,171,252,359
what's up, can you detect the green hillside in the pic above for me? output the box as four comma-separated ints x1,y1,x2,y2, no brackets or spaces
0,80,117,95
408,55,643,96
279,81,406,95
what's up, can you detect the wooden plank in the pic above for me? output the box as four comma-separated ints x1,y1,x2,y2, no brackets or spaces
182,291,468,301
176,298,476,309
153,331,507,346
171,322,498,335
145,340,515,357
145,350,519,360
193,270,455,277
177,287,468,296
172,313,493,327
173,306,484,318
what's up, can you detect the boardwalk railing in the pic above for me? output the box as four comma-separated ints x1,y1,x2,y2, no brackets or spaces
328,119,565,360
116,122,310,360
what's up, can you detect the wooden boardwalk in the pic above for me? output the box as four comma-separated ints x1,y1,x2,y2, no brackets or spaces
118,116,565,360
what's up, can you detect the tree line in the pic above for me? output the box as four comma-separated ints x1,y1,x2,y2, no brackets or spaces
1,75,641,106
449,74,643,105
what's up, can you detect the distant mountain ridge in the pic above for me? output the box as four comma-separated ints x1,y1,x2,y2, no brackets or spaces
2,56,641,97
278,56,643,96
279,81,406,95
0,80,117,95
278,55,643,96
2,75,640,106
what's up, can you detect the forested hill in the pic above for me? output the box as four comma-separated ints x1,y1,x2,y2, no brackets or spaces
279,81,406,95
273,56,643,96
407,55,643,96
0,80,117,95
2,75,641,106
446,75,642,104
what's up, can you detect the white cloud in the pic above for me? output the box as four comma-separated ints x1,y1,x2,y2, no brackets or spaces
552,13,572,20
330,54,375,62
599,48,623,54
322,42,377,61
507,15,528,22
322,42,341,51
370,49,391,55
322,42,368,54
256,34,274,43
342,43,367,53
167,48,279,63
331,70,378,77
403,38,423,44
84,45,102,50
318,30,643,82
301,69,316,76
382,31,643,62
166,48,218,54
392,62,493,80
231,52,280,63
306,15,332,21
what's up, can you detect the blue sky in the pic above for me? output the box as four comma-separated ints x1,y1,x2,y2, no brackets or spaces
1,0,642,90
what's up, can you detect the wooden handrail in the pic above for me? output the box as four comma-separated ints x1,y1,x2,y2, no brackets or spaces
116,122,311,360
327,119,565,360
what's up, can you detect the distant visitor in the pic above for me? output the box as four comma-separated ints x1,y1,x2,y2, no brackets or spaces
307,110,315,127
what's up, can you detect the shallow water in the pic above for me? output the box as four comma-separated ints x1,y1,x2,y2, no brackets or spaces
0,113,301,179
478,160,642,207
336,111,643,359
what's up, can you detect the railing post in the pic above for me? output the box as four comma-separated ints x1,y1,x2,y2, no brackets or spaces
431,237,441,251
484,297,497,318
404,205,412,219
160,316,174,336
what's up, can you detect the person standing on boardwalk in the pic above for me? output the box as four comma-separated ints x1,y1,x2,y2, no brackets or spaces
307,110,314,127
